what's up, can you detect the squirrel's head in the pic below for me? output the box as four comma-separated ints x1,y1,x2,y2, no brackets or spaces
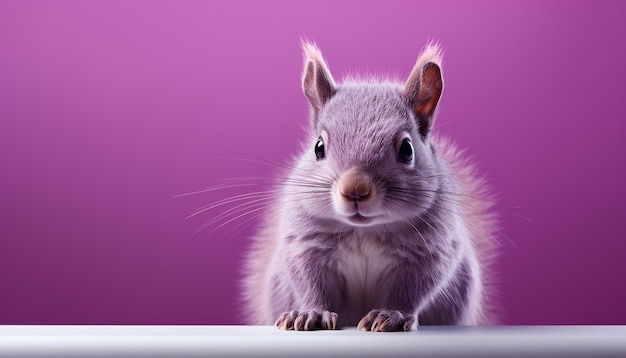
291,42,445,228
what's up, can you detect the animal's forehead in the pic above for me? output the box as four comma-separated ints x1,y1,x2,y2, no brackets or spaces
319,83,414,139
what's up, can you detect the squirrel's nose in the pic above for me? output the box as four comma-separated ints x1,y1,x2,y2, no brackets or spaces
340,182,371,201
338,168,375,202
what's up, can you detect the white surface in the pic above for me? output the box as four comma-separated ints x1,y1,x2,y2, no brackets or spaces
1,325,625,357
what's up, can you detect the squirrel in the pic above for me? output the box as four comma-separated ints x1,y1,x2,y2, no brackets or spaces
242,42,497,331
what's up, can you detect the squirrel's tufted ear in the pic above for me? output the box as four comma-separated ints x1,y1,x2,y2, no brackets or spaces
301,41,336,126
405,43,444,138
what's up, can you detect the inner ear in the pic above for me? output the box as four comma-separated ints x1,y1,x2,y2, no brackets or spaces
413,63,442,136
405,44,444,138
301,42,336,127
303,59,335,110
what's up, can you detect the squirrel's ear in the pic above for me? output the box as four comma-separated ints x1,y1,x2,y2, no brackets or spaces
405,44,444,138
302,42,336,126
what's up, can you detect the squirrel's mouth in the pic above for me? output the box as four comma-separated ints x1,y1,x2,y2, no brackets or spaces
346,213,376,226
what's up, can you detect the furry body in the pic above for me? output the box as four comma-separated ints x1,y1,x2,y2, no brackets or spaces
242,43,496,330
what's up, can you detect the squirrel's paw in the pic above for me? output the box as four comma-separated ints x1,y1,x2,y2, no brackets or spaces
275,309,338,331
357,309,416,332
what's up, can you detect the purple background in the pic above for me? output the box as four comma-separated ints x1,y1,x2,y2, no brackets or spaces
1,0,625,325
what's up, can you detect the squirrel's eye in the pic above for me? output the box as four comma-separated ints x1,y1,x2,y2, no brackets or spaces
398,138,413,163
315,137,325,160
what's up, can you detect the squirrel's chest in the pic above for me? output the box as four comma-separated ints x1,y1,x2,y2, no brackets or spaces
334,233,395,324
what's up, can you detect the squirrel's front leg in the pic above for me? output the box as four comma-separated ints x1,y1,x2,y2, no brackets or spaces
275,237,342,331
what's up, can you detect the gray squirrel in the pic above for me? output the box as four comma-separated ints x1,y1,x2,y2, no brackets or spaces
242,42,497,331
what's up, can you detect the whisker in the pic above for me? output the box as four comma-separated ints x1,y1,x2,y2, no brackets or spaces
185,191,274,220
202,206,270,236
383,185,511,251
504,208,536,224
415,214,446,247
201,197,274,228
173,183,263,198
225,206,282,238
192,202,269,237
404,218,434,260
212,153,339,186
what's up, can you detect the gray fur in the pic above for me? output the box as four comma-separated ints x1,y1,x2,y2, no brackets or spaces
242,42,496,331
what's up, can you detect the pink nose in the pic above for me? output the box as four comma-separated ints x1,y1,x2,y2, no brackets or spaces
338,168,374,202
